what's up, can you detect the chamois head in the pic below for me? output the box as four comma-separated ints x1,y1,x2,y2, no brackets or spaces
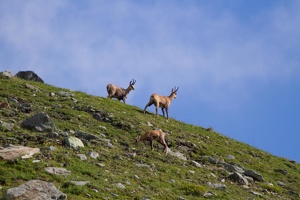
170,86,179,98
129,79,136,90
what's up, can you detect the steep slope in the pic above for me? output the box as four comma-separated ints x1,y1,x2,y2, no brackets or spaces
0,76,299,199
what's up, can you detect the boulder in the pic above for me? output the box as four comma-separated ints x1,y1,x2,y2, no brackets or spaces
228,172,249,185
0,70,14,78
244,170,264,182
62,136,84,149
4,180,66,200
15,71,44,83
0,145,40,160
21,112,55,132
74,130,101,141
222,162,244,173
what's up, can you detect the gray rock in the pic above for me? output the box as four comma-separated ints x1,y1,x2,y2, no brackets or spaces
226,155,235,160
228,172,249,185
45,167,71,176
0,121,14,131
107,141,114,148
168,150,187,160
47,132,59,138
114,183,125,189
21,112,55,132
190,160,202,168
93,113,105,121
4,180,66,200
62,136,84,149
222,162,244,173
201,155,219,164
250,190,264,197
203,191,217,197
277,181,286,187
15,71,44,83
97,163,105,167
57,91,74,97
77,154,87,161
135,164,151,168
0,70,14,78
0,145,40,160
208,182,227,190
74,130,101,141
244,170,264,182
88,151,99,159
71,181,89,186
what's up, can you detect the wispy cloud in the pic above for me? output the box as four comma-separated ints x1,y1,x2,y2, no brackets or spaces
0,0,299,108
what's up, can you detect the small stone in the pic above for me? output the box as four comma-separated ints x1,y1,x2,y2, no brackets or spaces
97,163,105,167
77,154,87,161
190,160,202,168
88,151,99,159
70,181,89,186
45,167,71,176
227,155,235,160
114,183,125,189
208,182,227,190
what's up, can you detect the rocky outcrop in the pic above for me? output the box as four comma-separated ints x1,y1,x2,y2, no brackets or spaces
15,71,44,83
4,180,66,200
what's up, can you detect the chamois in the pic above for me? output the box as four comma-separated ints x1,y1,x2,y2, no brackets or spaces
135,129,168,154
143,86,179,119
0,98,10,109
106,79,136,103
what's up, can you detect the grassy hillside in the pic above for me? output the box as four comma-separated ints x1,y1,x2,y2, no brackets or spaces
0,76,299,199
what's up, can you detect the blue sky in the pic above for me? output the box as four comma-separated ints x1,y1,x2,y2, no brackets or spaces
1,0,299,162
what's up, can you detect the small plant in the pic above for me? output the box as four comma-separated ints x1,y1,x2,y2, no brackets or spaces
260,183,283,193
181,184,206,196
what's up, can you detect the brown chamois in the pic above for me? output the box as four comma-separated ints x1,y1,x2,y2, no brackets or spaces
143,86,179,119
135,129,168,154
106,79,136,103
0,98,10,109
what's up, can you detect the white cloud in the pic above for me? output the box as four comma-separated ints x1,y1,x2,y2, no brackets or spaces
0,0,299,109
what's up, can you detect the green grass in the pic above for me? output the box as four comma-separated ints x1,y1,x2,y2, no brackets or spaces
0,77,299,199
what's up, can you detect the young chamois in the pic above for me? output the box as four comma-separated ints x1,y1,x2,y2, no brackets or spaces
143,86,179,119
135,129,168,154
106,79,136,103
0,98,10,109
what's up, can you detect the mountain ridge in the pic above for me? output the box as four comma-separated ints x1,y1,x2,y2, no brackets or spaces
0,72,299,199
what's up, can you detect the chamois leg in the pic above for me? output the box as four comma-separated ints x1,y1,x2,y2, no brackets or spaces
159,139,168,153
161,108,165,117
150,140,154,151
166,107,169,119
143,102,153,113
155,106,159,117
